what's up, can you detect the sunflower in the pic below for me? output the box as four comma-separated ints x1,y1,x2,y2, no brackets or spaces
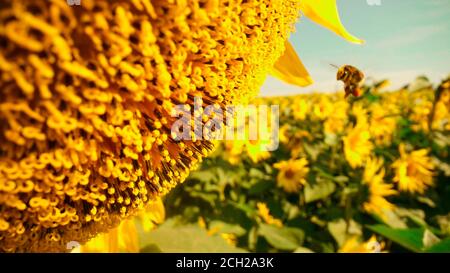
0,0,362,252
324,99,349,134
291,97,310,121
339,235,385,253
80,197,164,253
343,125,373,168
369,103,398,145
223,140,244,165
245,139,272,163
410,100,433,132
362,157,397,220
223,120,273,164
256,202,282,227
279,124,291,144
392,144,435,194
352,103,369,127
273,158,309,193
312,96,333,120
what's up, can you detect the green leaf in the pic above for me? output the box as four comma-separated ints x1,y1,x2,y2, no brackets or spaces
140,244,162,253
209,221,246,236
327,219,362,247
188,170,217,183
303,143,320,161
187,191,217,208
293,246,314,253
394,207,426,227
304,179,336,203
432,156,450,176
422,229,440,249
375,209,407,229
248,180,273,195
258,224,304,251
249,168,269,179
367,224,425,252
248,227,258,251
416,196,436,208
139,221,247,253
424,238,450,253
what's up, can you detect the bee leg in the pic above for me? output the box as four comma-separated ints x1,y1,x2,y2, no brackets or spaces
344,86,351,98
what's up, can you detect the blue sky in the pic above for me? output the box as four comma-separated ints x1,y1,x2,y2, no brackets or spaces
260,0,450,96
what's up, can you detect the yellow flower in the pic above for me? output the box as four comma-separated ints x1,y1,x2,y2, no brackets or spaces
223,141,245,165
313,96,334,120
256,202,283,227
431,82,450,131
279,124,291,144
392,144,435,194
0,0,362,252
136,198,166,232
80,197,164,253
273,158,309,193
0,0,301,252
324,100,349,134
433,99,450,131
343,125,373,168
362,157,397,220
198,217,238,246
369,103,398,145
80,218,139,253
339,235,385,253
410,100,433,132
352,103,369,127
220,233,238,246
224,134,272,165
246,139,272,163
291,96,310,121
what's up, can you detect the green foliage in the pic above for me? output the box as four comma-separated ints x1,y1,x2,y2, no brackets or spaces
367,225,426,252
258,224,305,251
142,79,450,253
139,220,247,253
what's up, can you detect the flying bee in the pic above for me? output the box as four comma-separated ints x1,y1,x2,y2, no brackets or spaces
331,64,365,98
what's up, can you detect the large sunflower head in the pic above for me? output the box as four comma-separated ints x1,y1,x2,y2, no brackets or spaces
0,0,301,252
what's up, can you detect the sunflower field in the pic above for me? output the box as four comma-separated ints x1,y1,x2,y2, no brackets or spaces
80,77,450,253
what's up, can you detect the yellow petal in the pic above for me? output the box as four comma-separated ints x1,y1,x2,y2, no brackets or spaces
271,41,313,87
138,197,166,231
80,228,119,253
118,219,140,253
300,0,364,44
147,197,165,224
107,227,120,253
